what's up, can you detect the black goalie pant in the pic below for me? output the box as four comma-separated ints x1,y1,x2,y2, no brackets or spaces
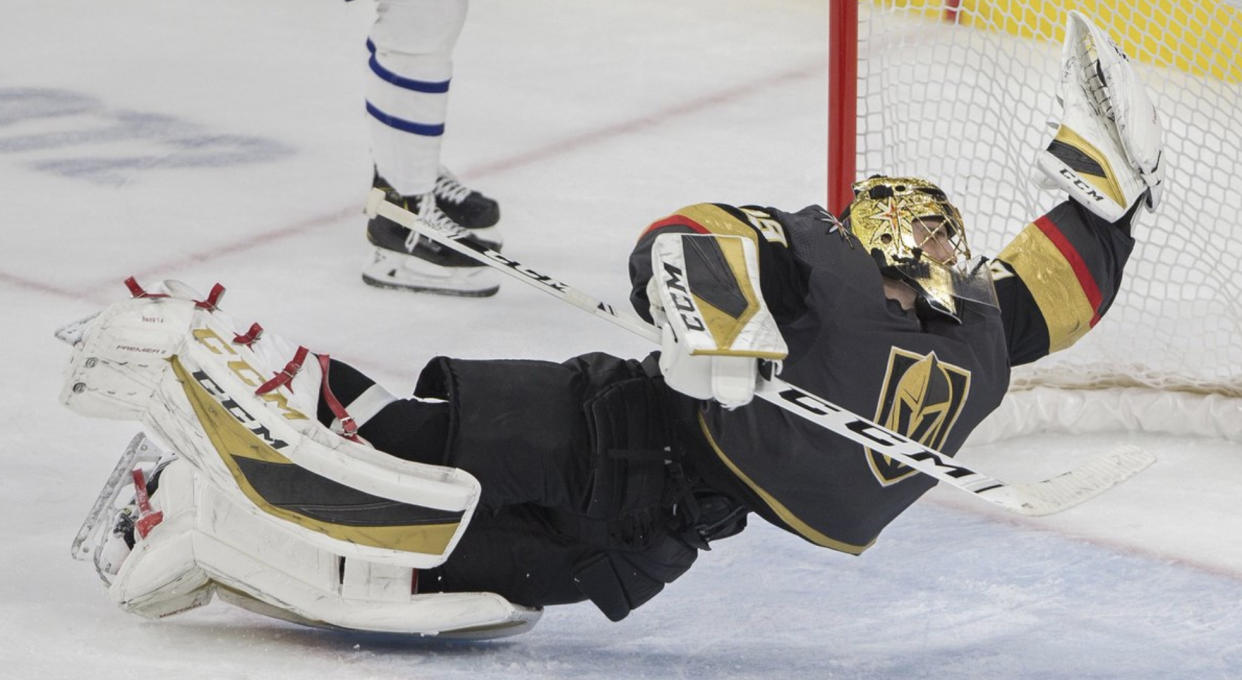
321,352,701,621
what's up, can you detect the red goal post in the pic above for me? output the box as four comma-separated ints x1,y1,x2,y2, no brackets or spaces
828,0,1242,441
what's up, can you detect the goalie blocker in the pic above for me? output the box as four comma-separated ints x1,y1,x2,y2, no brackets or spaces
647,232,788,408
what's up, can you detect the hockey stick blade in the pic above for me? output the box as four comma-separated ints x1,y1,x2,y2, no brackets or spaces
974,445,1155,515
762,372,1155,515
367,189,1154,515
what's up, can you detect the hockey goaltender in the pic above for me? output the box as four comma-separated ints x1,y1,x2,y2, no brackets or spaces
59,12,1162,639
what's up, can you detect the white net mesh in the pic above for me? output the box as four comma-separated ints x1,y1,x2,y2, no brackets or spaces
855,1,1242,397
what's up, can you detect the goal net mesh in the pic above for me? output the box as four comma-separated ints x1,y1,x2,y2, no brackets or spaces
853,0,1242,398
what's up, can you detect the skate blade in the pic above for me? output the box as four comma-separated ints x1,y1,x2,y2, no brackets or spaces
71,433,167,582
54,312,100,346
361,249,501,297
361,273,499,298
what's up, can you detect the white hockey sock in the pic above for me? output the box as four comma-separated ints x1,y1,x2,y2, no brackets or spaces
366,0,467,195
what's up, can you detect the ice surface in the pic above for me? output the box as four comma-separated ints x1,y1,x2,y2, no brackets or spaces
4,0,1241,678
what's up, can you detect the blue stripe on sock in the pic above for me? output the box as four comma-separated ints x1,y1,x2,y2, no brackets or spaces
366,48,451,94
365,101,445,136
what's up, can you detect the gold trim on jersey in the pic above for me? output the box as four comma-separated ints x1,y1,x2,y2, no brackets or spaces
171,357,460,555
675,203,763,244
867,348,972,486
690,235,762,353
998,223,1096,352
697,413,873,555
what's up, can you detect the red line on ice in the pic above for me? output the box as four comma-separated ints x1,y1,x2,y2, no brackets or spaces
0,59,824,302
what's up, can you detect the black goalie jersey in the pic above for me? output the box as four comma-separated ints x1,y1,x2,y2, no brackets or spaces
629,201,1135,553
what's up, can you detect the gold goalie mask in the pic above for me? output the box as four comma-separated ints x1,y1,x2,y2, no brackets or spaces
843,176,997,322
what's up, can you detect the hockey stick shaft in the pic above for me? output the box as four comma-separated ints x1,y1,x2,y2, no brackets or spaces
367,190,1153,515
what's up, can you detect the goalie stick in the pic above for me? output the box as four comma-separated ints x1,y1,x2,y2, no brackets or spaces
366,189,1154,516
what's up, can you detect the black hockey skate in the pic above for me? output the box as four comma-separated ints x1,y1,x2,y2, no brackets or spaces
363,171,502,297
432,166,500,232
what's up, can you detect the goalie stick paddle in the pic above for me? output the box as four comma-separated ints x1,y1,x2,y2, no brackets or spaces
367,189,1154,516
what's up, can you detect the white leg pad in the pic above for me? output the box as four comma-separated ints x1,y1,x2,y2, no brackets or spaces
111,460,540,637
62,286,480,568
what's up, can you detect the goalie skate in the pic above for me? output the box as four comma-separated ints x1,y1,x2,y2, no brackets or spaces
54,312,99,347
71,432,174,583
61,280,542,637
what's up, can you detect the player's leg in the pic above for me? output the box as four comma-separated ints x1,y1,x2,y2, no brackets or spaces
421,501,704,622
316,357,452,461
363,0,502,296
61,280,543,636
90,448,540,637
411,352,709,621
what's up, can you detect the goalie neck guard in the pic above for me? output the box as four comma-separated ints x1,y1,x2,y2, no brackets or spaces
842,176,997,322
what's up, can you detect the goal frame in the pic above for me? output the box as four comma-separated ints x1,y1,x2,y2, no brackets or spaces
825,0,1242,442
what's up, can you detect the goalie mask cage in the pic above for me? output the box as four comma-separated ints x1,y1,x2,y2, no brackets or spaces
829,0,1242,442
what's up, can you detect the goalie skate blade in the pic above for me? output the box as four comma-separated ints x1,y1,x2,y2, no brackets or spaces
54,312,100,346
70,433,166,564
977,444,1156,516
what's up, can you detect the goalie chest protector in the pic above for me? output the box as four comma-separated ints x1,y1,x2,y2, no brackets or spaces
684,206,1013,554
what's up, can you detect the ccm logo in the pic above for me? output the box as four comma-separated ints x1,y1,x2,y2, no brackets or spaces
1059,168,1105,202
191,328,308,421
661,262,706,331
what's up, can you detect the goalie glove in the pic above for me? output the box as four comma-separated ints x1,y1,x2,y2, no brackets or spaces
1036,10,1165,222
647,233,788,408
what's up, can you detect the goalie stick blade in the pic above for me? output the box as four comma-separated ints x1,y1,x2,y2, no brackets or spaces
70,433,166,567
978,445,1156,516
755,380,1156,516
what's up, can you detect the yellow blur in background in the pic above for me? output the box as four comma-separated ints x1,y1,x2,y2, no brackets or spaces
874,0,1241,82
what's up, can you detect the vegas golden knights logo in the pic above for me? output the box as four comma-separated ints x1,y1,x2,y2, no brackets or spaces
867,347,971,486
